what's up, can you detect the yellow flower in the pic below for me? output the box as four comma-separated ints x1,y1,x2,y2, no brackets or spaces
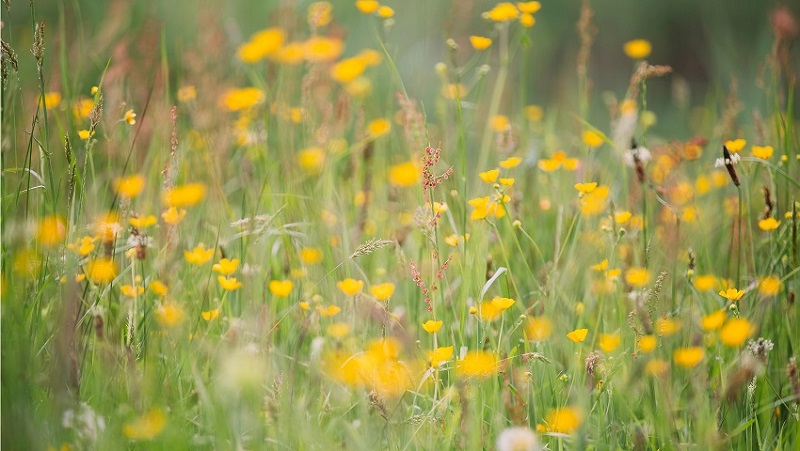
693,274,718,292
638,335,657,353
201,309,220,321
491,115,510,132
718,287,745,302
615,211,632,224
271,41,305,65
121,285,144,297
422,319,443,334
331,57,368,84
517,1,541,14
485,2,519,22
43,92,62,109
758,275,781,296
441,83,468,100
86,258,117,284
161,207,186,225
78,129,94,141
73,98,93,118
338,278,364,295
163,183,206,207
656,318,681,336
355,0,379,14
184,244,214,265
478,301,502,321
237,28,285,63
212,258,239,275
427,346,454,368
299,247,323,265
67,236,96,256
218,275,242,291
645,359,669,377
114,174,145,199
297,147,326,175
377,6,394,18
149,280,168,296
123,409,166,440
177,85,197,102
724,138,746,153
625,267,651,287
673,347,704,368
599,333,621,352
457,350,499,378
479,169,500,183
124,108,137,125
498,157,521,169
304,36,344,63
269,280,294,297
469,36,492,50
623,39,652,59
567,328,588,343
582,130,604,148
155,302,184,327
128,215,156,229
524,316,553,341
370,283,395,301
752,145,774,159
221,87,264,112
316,304,342,317
524,105,543,122
384,161,419,188
574,182,597,194
758,217,781,231
544,407,582,434
519,12,535,27
701,309,726,331
36,215,66,247
327,322,350,338
367,118,391,138
499,178,515,186
490,296,515,311
720,318,753,347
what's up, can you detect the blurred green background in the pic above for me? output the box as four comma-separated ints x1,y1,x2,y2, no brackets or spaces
5,0,795,126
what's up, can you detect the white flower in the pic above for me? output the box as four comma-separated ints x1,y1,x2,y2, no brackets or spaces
714,152,740,168
496,426,542,451
623,146,651,167
62,403,105,443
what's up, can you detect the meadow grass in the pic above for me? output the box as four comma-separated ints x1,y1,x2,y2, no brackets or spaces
2,1,799,449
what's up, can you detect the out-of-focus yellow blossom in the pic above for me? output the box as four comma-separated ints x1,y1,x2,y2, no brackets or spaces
724,138,746,153
161,207,186,225
221,87,264,112
673,347,704,368
217,276,242,291
524,316,553,341
338,278,364,295
623,39,651,59
212,258,239,275
123,409,167,440
370,283,395,301
457,350,499,378
269,280,294,297
114,174,145,199
582,130,604,148
469,36,492,50
163,183,206,208
184,244,214,265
